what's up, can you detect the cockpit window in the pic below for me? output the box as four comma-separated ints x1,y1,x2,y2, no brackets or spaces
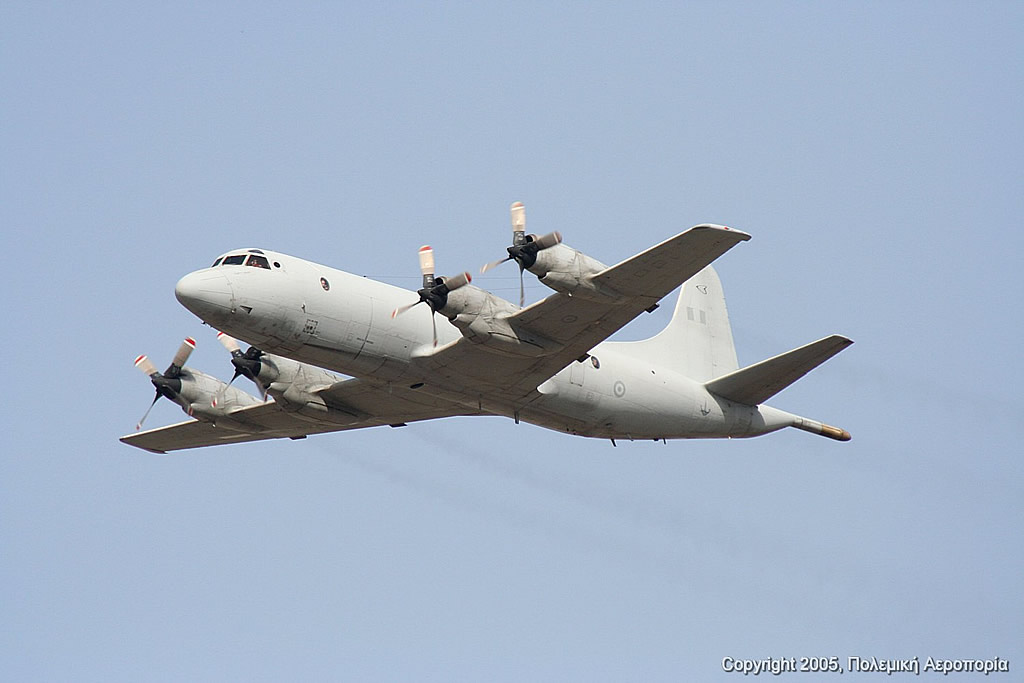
215,253,273,267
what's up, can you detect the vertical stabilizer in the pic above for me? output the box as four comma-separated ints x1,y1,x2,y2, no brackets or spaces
616,265,738,381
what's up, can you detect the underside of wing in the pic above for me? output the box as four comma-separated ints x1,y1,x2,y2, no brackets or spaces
121,414,306,453
418,224,751,400
120,378,477,453
511,224,750,348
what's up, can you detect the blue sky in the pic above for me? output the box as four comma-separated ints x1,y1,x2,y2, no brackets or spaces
2,2,1021,680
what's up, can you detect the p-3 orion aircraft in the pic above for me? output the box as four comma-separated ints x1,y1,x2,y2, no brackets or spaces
121,202,852,453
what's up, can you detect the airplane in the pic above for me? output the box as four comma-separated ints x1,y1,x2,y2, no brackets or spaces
121,202,852,453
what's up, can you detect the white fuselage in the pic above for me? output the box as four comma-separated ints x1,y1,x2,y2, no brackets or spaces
174,249,791,441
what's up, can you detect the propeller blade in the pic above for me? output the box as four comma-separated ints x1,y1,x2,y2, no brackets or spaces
216,333,267,403
134,340,196,426
166,337,196,376
418,245,435,288
134,355,159,377
230,349,268,400
519,265,525,307
171,337,196,368
480,255,512,274
443,271,472,291
482,203,559,285
418,245,435,276
391,300,423,318
216,331,241,355
228,363,268,400
212,372,237,407
252,375,268,400
400,247,471,344
136,392,160,431
233,368,267,400
532,231,562,250
510,201,526,244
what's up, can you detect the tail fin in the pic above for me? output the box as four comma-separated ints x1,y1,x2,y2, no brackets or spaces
705,335,853,405
617,265,738,381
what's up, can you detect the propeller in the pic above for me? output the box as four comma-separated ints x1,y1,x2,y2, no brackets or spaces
480,201,562,306
216,332,267,401
133,337,196,430
391,245,471,347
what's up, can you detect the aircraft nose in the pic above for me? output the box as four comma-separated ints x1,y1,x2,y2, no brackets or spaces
175,270,234,323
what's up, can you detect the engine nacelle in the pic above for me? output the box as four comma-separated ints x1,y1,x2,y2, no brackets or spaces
526,242,617,301
255,355,359,425
439,285,558,357
177,368,262,426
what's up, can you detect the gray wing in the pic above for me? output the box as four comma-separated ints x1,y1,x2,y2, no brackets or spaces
120,378,477,453
419,224,751,398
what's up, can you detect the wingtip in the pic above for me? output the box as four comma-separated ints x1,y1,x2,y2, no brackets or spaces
119,434,168,454
693,223,752,241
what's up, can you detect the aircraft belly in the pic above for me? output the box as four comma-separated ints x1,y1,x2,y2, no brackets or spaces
527,383,639,438
693,389,756,436
529,362,723,439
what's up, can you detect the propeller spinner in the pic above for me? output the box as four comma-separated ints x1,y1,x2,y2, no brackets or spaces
391,245,471,347
133,337,196,430
480,201,562,306
216,332,267,400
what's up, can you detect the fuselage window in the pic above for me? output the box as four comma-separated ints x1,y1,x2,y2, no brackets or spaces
221,255,246,265
246,254,271,269
320,277,330,291
211,257,223,267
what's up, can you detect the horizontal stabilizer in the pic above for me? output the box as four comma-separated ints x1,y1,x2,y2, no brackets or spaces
704,335,853,406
